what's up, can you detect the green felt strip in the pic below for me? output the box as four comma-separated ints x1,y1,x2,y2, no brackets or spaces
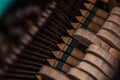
70,39,78,47
83,6,98,29
57,61,64,70
67,47,73,54
61,54,69,62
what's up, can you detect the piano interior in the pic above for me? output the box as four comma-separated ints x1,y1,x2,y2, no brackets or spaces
0,0,120,80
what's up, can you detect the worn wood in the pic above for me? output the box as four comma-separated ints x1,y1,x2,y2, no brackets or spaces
91,15,105,26
102,21,120,38
77,62,109,80
52,51,80,67
84,3,108,19
57,43,85,60
66,29,75,36
79,9,105,26
47,59,71,72
83,53,115,79
87,44,119,69
79,9,89,18
97,29,120,50
76,16,86,23
109,48,120,61
111,7,120,16
71,22,80,29
87,22,101,33
38,65,71,80
73,28,110,50
68,67,94,80
76,15,101,33
107,14,120,26
61,37,73,45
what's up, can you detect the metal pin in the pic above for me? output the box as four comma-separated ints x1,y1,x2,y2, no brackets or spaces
31,40,55,50
37,33,58,43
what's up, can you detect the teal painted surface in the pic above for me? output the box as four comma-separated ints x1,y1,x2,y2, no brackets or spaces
56,4,98,70
70,40,77,47
84,19,90,29
92,7,98,13
67,47,73,54
62,54,69,61
59,40,77,63
88,13,95,21
83,6,98,29
0,0,14,18
57,62,64,70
